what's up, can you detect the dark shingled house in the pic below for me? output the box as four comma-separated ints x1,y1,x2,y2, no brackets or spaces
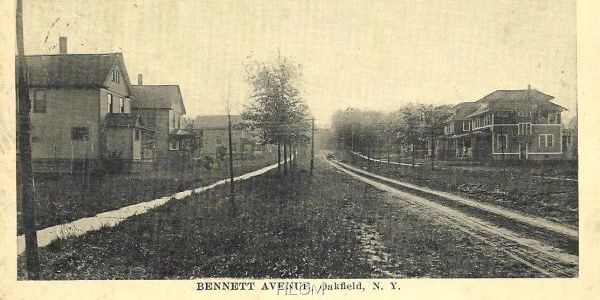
437,87,567,161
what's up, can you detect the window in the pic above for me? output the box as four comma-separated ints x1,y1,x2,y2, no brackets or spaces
495,134,508,151
518,123,532,135
119,97,124,113
71,127,89,141
107,93,113,113
112,70,120,83
565,135,572,146
135,129,140,141
169,140,178,150
463,121,470,131
518,111,531,117
539,134,554,147
33,90,46,113
496,112,509,118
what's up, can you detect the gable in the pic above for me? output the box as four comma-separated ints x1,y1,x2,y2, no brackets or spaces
102,60,132,96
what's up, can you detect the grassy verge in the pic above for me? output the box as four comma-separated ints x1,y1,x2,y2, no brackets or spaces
19,157,537,279
338,151,578,226
17,154,277,234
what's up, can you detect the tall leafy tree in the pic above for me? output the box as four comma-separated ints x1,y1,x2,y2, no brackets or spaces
242,56,310,177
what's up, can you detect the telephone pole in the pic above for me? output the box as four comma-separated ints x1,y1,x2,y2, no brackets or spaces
16,0,41,279
310,118,315,176
227,113,235,201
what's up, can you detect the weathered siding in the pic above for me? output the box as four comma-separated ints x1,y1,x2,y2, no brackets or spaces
529,124,562,155
102,63,130,96
105,127,133,159
134,108,170,159
30,88,100,160
491,125,520,155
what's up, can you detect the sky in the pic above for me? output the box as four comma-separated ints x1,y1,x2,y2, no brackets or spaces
23,0,577,127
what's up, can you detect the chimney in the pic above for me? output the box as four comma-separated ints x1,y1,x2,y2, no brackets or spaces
137,74,143,85
59,36,68,54
528,84,531,91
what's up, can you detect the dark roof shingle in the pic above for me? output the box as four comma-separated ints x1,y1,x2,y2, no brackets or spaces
20,53,127,88
131,85,186,114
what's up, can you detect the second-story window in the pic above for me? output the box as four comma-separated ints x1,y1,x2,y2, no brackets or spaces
33,90,46,113
119,97,124,113
518,123,532,135
112,70,120,83
107,93,113,113
463,121,470,131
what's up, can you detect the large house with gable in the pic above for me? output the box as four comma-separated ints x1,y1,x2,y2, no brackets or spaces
131,76,196,170
17,38,155,173
437,87,568,161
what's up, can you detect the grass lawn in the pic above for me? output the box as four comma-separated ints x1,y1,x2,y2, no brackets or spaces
19,157,537,279
337,151,578,226
17,154,277,234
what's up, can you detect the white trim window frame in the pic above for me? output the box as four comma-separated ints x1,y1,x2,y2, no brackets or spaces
463,121,470,131
518,123,532,135
495,134,508,151
539,134,554,148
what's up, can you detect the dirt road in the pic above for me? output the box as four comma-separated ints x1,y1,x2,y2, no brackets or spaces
326,157,578,277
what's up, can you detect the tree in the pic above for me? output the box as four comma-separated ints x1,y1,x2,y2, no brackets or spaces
242,55,311,178
420,104,453,169
396,103,424,166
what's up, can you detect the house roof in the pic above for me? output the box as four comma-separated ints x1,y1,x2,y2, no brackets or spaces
452,102,477,120
194,115,243,129
477,89,554,103
131,85,186,114
18,53,132,93
466,89,566,118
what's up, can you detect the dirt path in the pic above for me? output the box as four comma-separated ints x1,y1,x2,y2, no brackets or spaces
334,159,577,237
326,157,578,277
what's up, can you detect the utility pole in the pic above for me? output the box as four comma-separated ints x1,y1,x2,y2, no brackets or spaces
227,113,235,200
16,0,40,279
310,118,315,176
